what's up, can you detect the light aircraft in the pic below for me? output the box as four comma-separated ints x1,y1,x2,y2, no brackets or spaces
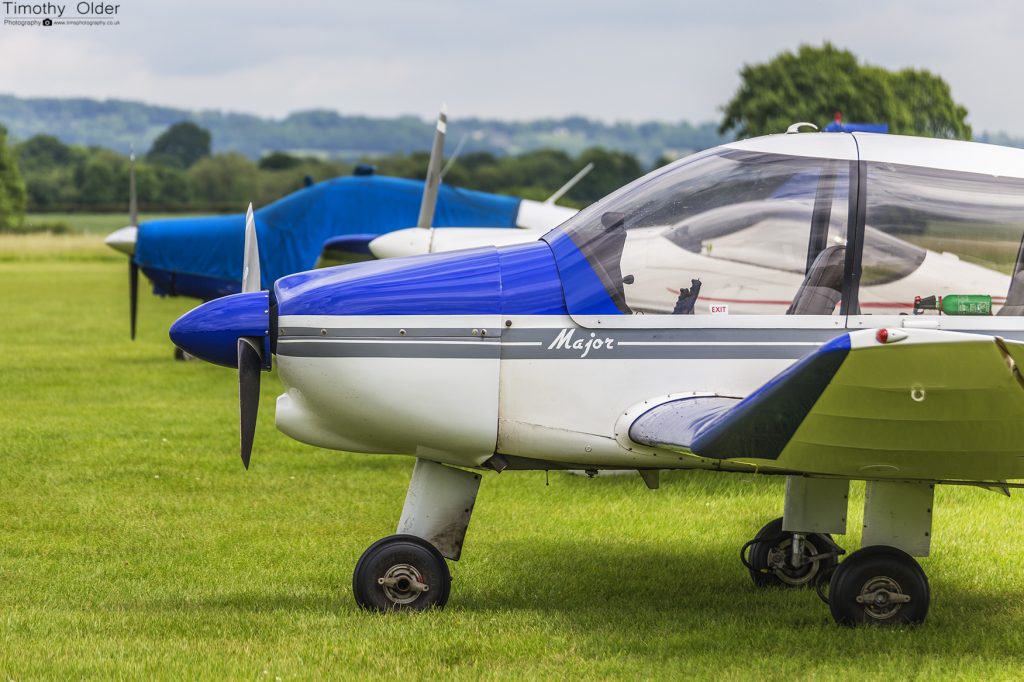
168,130,1024,625
105,107,578,339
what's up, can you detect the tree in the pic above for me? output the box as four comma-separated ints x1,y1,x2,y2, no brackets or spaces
719,44,970,140
147,121,212,168
16,134,73,173
17,134,81,211
889,68,971,139
258,151,302,170
571,147,644,203
136,163,192,210
73,148,127,208
187,153,260,209
0,124,27,231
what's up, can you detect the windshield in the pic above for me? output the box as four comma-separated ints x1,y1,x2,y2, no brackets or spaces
543,148,851,316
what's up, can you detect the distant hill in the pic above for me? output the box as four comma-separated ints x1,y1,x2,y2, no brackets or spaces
0,95,728,166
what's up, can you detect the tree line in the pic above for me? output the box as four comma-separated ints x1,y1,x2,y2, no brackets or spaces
0,95,726,168
10,122,648,217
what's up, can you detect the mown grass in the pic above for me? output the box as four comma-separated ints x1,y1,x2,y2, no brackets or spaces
2,235,1024,679
22,213,210,236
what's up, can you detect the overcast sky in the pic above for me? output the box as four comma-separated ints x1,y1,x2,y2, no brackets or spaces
1,0,1021,133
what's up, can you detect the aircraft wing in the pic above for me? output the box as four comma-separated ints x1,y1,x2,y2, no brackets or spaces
629,329,1024,479
320,233,380,263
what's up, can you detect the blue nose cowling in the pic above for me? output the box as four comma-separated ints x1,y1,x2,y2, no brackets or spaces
169,291,271,369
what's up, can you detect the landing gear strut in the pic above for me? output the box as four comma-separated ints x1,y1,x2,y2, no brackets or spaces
741,517,842,588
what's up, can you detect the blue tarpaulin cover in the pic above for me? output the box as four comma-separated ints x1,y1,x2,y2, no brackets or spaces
134,175,521,288
823,121,889,134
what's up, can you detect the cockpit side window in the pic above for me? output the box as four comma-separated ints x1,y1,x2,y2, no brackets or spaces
547,149,851,316
860,162,1024,316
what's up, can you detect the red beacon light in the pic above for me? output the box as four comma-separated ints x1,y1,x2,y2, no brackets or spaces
875,328,908,344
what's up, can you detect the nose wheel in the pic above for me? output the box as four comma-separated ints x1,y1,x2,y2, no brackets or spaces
827,545,929,625
353,535,451,611
741,517,842,588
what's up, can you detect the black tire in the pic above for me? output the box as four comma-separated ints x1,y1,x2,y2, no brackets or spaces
828,545,929,626
352,534,451,611
746,517,839,588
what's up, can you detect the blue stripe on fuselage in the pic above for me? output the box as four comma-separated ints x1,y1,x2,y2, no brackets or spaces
274,241,568,317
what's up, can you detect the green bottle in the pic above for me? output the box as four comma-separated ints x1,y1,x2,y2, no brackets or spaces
940,294,992,316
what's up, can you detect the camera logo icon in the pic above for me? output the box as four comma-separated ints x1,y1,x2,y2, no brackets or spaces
42,17,53,25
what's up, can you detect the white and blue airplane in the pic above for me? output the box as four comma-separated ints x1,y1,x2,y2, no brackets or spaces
169,130,1024,625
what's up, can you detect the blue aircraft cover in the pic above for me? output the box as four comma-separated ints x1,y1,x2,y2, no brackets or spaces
823,121,889,134
133,175,522,289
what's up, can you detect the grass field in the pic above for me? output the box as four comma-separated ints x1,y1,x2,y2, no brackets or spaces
22,213,210,235
4,234,1024,679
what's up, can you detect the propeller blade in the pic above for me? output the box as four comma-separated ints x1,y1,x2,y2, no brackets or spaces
237,337,262,469
241,203,261,293
128,149,138,227
128,148,140,340
129,260,138,340
416,104,447,231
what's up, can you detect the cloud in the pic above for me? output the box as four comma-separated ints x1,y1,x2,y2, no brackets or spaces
0,0,1021,133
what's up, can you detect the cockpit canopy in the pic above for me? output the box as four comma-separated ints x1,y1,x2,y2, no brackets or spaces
543,133,1024,320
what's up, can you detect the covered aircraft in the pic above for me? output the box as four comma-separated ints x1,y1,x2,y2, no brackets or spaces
105,108,577,338
168,131,1024,625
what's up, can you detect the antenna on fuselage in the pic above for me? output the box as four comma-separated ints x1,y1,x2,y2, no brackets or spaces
545,162,594,205
439,133,467,182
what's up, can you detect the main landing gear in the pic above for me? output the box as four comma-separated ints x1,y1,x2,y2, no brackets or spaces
353,458,480,612
827,546,929,625
741,477,936,626
741,517,842,588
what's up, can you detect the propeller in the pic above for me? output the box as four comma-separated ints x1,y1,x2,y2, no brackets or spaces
241,203,261,293
238,203,263,469
417,104,447,253
128,149,139,340
237,337,262,469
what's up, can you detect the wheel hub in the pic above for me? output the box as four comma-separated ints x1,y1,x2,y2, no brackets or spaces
855,576,911,620
766,538,821,586
377,563,430,605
